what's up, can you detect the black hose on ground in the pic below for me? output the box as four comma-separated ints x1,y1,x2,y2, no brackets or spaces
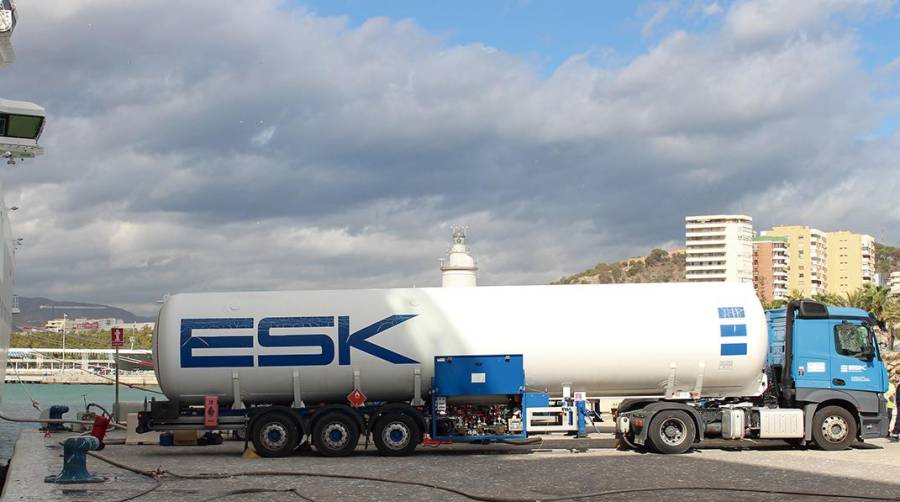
497,437,543,446
85,448,900,502
200,487,314,502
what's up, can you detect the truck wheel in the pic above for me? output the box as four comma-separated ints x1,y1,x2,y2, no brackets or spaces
647,410,696,454
312,412,359,457
373,413,420,456
251,411,299,457
812,406,857,451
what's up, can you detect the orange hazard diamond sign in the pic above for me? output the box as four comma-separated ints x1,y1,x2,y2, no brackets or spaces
347,389,366,408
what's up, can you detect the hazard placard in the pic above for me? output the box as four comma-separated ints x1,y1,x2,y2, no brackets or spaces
111,327,125,347
347,389,366,408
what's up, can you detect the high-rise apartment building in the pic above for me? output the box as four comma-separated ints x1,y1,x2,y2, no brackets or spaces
752,236,789,304
762,225,828,296
825,231,875,295
685,215,753,283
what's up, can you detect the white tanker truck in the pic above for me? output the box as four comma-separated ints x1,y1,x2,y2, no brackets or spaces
137,283,890,456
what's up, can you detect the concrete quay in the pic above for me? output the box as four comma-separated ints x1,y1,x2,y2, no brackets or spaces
3,430,900,501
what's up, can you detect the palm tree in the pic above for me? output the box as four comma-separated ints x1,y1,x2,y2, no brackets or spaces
857,285,890,321
812,292,847,306
787,289,806,302
882,298,900,351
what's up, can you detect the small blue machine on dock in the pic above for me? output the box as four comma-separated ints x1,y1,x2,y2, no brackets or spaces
431,354,555,442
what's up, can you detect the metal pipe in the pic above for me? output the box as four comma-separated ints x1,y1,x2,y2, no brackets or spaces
0,411,126,429
781,300,800,404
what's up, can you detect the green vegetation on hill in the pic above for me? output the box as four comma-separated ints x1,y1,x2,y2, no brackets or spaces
11,327,153,350
876,242,900,277
553,248,686,285
555,241,899,286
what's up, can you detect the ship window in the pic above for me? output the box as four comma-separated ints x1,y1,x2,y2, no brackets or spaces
0,116,5,134
5,114,43,139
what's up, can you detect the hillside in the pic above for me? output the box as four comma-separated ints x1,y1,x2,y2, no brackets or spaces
553,248,686,285
554,240,899,287
876,242,900,278
14,296,154,329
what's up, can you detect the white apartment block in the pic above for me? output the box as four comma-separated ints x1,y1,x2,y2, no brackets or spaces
891,271,900,297
685,215,754,283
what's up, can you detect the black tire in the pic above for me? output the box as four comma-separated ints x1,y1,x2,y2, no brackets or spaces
372,413,420,456
312,412,360,457
250,411,300,458
811,406,857,451
647,410,696,454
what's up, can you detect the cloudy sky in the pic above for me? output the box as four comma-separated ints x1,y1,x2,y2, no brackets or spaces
1,0,899,314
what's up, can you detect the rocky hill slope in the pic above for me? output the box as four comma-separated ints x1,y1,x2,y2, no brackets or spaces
553,248,686,285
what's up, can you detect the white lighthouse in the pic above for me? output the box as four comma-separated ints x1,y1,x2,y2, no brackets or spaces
440,226,478,287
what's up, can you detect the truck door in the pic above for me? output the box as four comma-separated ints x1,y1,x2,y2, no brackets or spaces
791,319,831,389
829,321,883,393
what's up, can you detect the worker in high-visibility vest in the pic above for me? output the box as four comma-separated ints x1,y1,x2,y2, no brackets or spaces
890,373,900,442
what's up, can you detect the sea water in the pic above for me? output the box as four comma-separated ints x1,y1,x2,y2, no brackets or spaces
0,382,162,461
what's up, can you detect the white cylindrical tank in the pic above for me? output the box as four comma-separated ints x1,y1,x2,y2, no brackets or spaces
154,283,768,405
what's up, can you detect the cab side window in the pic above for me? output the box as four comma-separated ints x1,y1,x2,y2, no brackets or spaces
833,323,871,360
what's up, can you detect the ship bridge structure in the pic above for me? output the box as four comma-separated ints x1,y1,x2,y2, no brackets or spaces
0,2,45,163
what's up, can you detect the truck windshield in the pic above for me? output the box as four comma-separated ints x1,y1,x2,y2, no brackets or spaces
833,323,874,361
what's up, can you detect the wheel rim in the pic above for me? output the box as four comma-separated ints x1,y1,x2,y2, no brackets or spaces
323,422,349,449
382,421,410,450
261,423,288,450
821,415,849,443
659,418,687,446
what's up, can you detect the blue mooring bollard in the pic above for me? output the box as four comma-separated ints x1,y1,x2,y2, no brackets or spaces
44,436,106,484
45,405,70,432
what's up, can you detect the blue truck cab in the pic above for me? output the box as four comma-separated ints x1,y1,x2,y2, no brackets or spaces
767,301,890,443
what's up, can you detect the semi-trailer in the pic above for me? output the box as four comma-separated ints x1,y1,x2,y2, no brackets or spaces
137,282,890,456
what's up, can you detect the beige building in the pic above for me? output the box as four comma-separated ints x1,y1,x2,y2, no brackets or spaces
685,215,754,283
825,231,875,295
752,236,789,304
44,318,75,333
762,225,828,296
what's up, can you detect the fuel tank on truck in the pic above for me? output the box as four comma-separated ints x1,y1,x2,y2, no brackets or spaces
154,283,768,406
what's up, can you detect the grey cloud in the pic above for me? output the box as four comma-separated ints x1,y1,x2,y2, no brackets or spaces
0,0,898,314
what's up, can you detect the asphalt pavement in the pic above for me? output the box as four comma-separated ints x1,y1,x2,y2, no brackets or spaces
4,432,899,501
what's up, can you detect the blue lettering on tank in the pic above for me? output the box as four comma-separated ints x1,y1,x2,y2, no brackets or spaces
178,314,419,367
181,318,254,368
338,314,418,365
258,316,335,366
